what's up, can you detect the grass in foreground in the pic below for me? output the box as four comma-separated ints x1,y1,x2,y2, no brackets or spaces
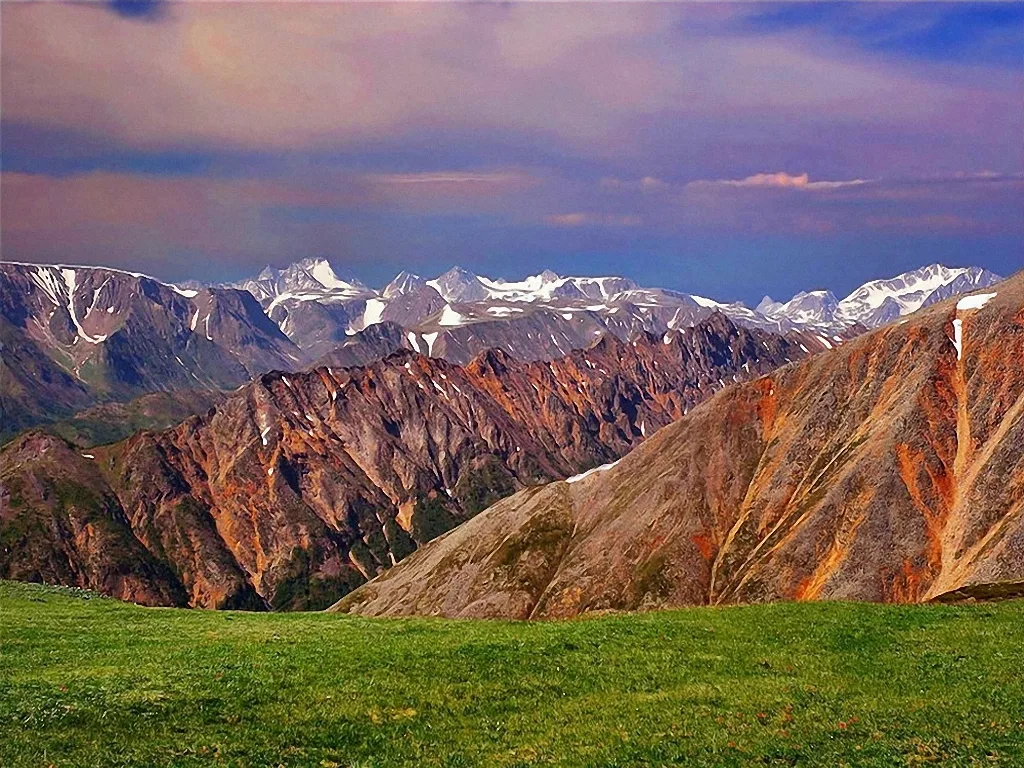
1,582,1022,767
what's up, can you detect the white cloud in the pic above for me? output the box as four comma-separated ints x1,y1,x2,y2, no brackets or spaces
366,172,528,185
687,171,873,191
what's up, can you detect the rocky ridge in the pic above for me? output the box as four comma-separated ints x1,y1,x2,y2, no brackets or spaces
0,313,807,609
334,273,1024,619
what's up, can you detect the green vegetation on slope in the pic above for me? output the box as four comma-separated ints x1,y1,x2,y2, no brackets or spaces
44,389,227,448
1,582,1022,767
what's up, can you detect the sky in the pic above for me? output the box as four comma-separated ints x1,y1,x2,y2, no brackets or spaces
2,1,1022,305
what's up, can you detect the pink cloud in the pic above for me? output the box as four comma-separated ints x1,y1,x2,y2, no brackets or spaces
4,2,1017,169
544,212,641,228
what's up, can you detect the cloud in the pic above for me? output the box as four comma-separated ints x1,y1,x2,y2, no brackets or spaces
365,171,532,186
544,213,642,228
600,176,668,192
3,1,1019,174
687,172,874,192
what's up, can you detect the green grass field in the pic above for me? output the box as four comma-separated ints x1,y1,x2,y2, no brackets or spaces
1,582,1022,767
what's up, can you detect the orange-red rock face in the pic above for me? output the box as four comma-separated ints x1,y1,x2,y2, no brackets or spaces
335,274,1024,619
1,314,803,609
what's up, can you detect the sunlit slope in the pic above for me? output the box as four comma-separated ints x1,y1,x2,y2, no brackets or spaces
336,273,1024,619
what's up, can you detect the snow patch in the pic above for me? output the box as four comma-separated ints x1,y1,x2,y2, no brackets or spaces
361,298,387,328
952,318,964,360
566,459,621,484
956,292,996,311
438,305,468,327
60,268,107,344
690,295,723,309
486,306,524,317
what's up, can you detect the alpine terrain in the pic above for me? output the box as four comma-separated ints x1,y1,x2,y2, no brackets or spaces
0,314,807,609
1,258,998,440
334,272,1024,619
0,262,301,440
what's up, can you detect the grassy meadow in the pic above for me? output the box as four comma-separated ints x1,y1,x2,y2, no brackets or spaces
1,581,1022,767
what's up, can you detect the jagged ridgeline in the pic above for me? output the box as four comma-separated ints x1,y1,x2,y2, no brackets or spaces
2,260,997,439
0,314,804,609
333,275,1024,618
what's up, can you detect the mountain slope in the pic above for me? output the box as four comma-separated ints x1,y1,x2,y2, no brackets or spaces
334,273,1024,619
0,315,809,609
0,262,302,440
761,264,1003,330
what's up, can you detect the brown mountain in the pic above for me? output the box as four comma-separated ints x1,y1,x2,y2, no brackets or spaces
0,314,809,609
333,273,1024,619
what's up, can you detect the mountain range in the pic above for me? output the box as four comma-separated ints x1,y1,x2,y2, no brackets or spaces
0,254,1016,613
0,314,808,609
0,258,1000,442
234,259,1002,364
334,273,1024,619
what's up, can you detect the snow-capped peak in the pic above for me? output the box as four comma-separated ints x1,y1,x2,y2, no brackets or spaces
758,264,1003,331
835,264,1002,328
235,258,372,309
306,258,360,291
762,290,840,326
755,295,782,315
425,267,489,303
383,271,426,299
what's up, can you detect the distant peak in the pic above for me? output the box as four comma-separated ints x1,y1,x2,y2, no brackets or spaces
383,271,426,299
440,265,477,279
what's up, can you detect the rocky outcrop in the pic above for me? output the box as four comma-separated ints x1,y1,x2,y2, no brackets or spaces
0,314,808,609
334,274,1024,619
0,433,188,607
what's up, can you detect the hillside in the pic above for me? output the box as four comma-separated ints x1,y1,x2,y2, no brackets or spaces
336,273,1024,619
0,262,301,439
0,314,805,610
2,581,1022,767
